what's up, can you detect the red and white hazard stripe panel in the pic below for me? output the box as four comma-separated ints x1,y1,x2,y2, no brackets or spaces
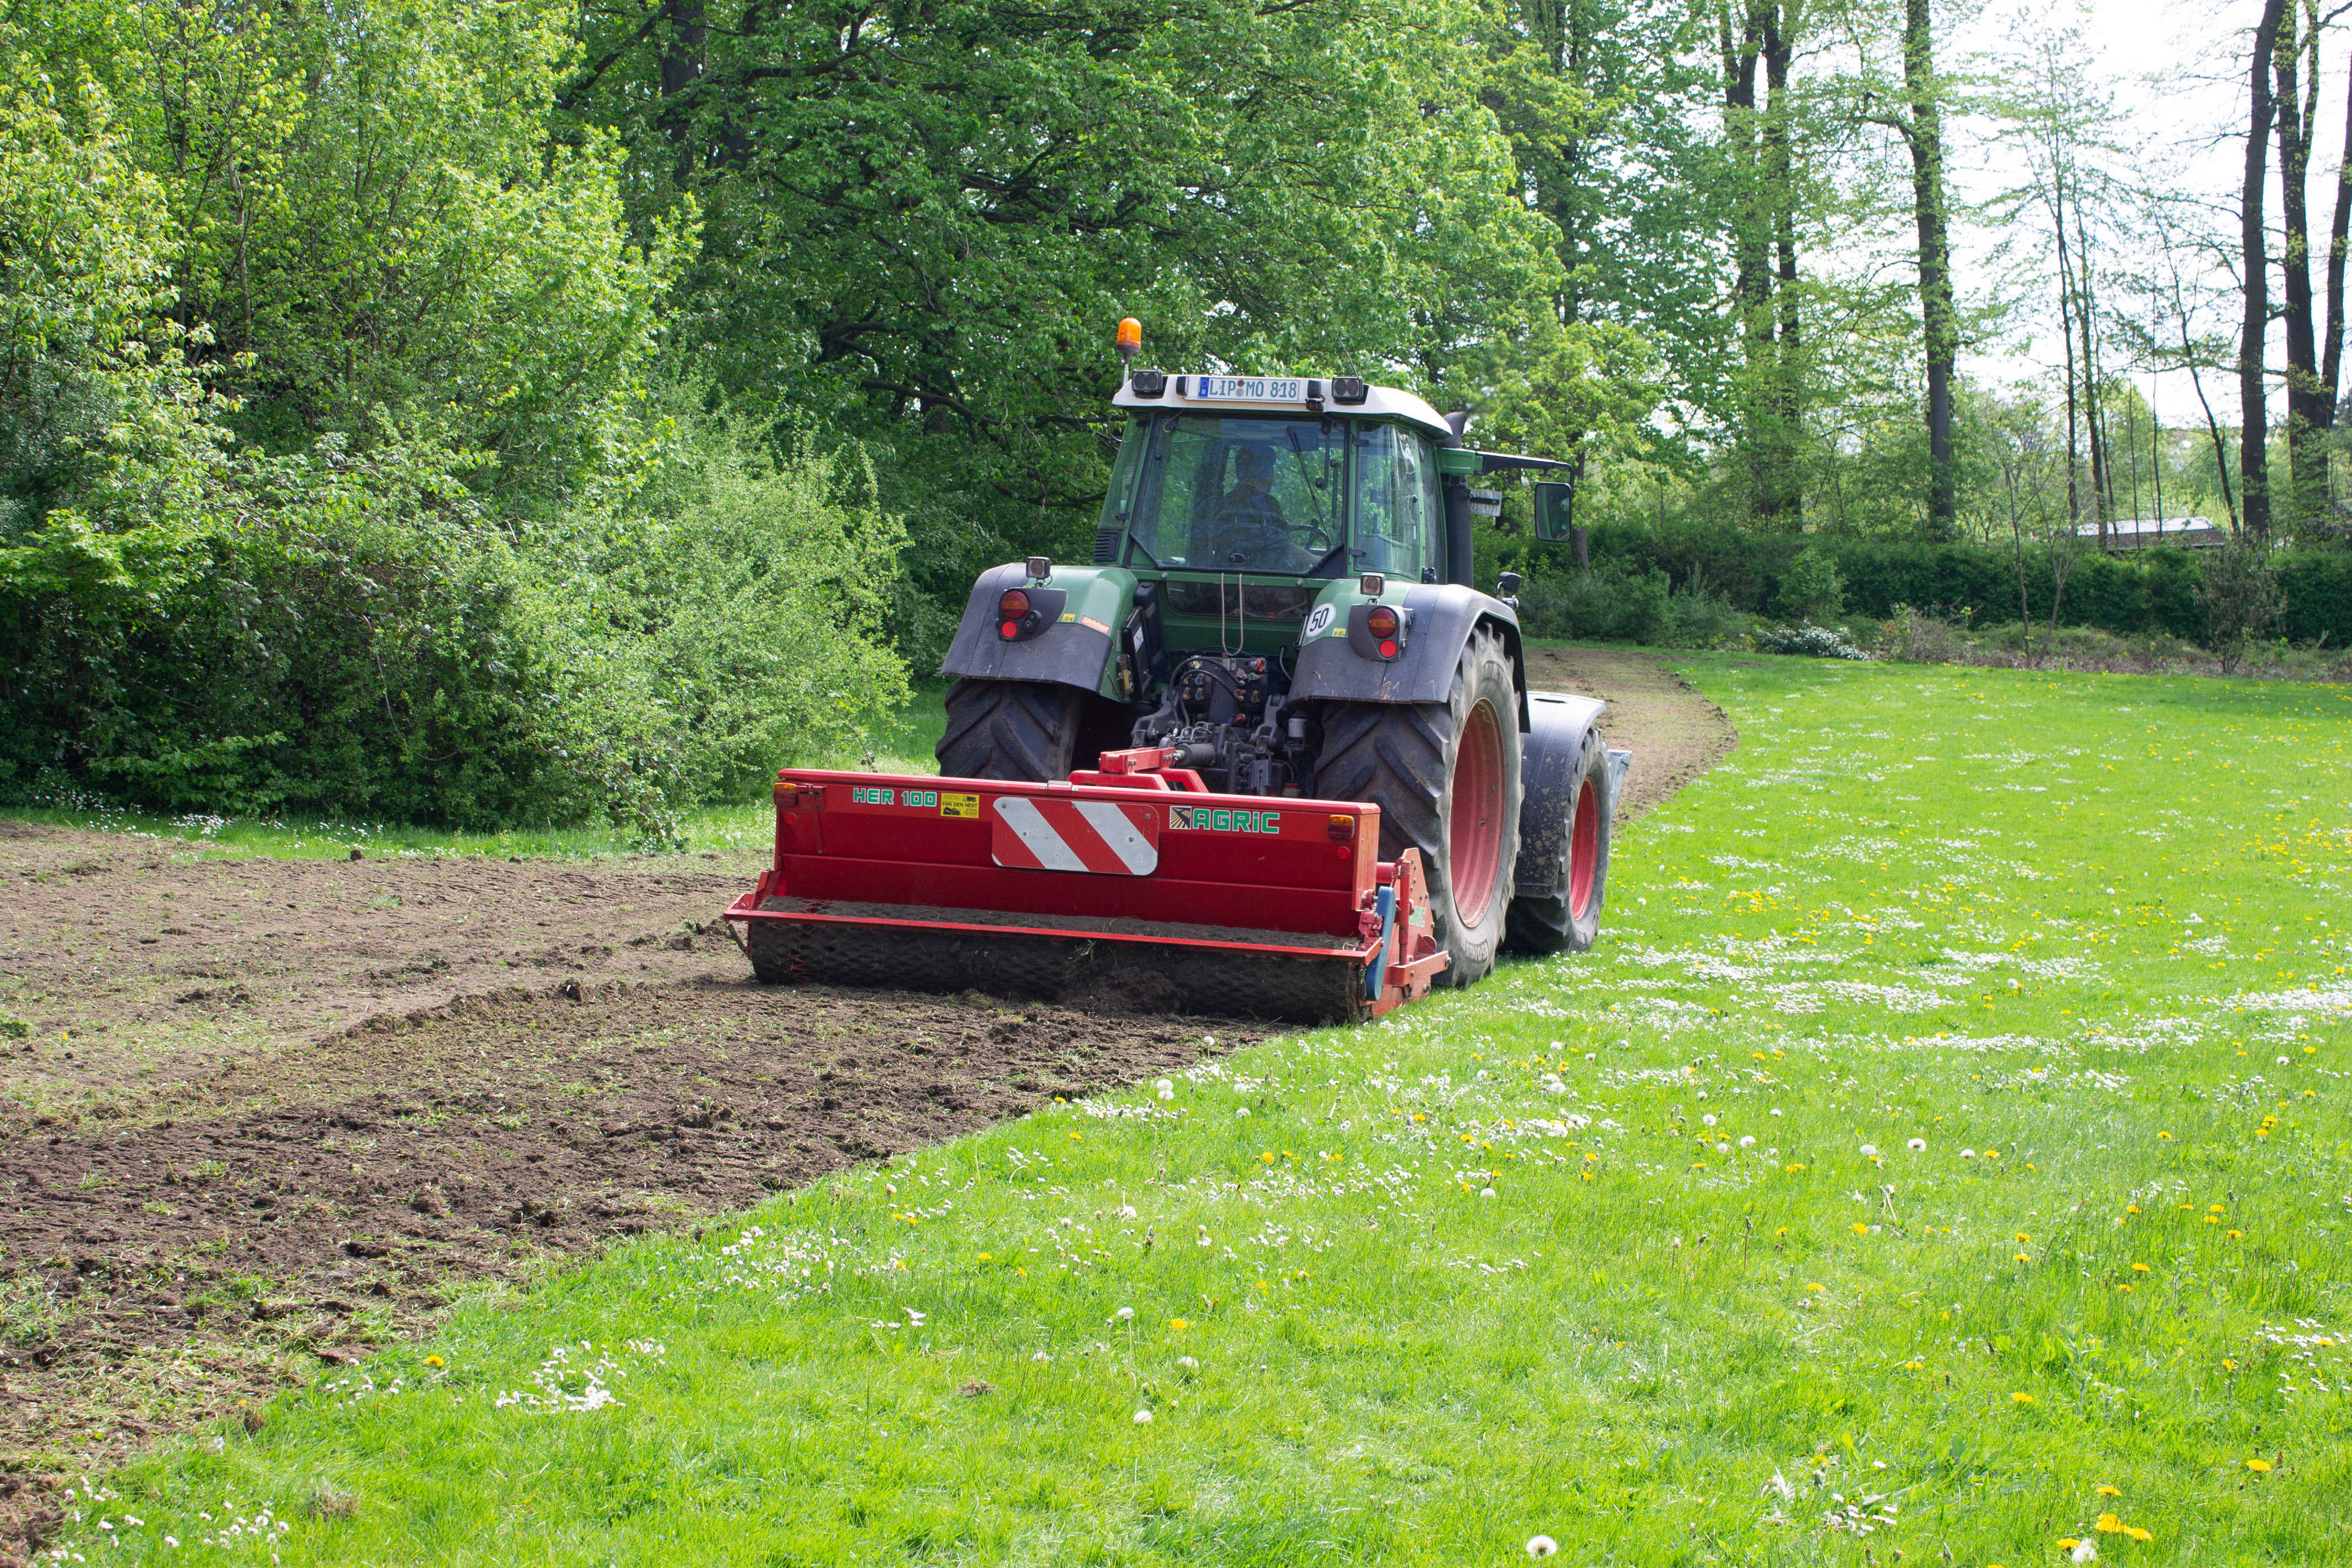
990,796,1160,875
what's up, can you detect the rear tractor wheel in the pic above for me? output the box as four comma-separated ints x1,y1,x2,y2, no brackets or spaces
1502,718,1611,956
936,678,1085,782
1312,627,1522,987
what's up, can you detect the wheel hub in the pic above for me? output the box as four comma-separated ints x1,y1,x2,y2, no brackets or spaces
1448,699,1505,925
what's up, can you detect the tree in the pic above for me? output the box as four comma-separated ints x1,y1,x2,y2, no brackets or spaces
2241,0,2289,541
1902,0,1958,537
562,0,1565,569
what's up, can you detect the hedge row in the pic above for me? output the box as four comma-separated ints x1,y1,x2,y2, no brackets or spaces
1558,524,2352,646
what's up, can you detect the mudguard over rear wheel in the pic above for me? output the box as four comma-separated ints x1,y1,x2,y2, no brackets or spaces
1313,627,1522,987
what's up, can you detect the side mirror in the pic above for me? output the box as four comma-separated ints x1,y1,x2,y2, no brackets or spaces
1532,481,1574,542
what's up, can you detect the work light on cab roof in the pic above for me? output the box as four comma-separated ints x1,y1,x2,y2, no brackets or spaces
721,315,1631,1022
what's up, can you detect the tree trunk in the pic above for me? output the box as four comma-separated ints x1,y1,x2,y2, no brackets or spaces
2242,0,2289,542
1723,2,1776,523
2276,0,2326,524
2074,198,2112,540
1763,1,1803,527
2324,35,2352,423
1903,0,1957,538
2054,157,2083,528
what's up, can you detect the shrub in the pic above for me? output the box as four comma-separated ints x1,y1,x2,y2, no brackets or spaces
1776,546,1844,622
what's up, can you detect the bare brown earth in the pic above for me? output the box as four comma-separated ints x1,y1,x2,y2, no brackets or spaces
1522,644,1738,821
0,647,1732,1551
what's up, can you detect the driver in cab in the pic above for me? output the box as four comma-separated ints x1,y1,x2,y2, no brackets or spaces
1200,447,1313,570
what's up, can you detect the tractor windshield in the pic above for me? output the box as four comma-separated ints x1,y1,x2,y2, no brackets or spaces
1112,414,1348,574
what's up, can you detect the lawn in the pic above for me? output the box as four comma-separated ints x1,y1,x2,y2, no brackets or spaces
45,656,2351,1566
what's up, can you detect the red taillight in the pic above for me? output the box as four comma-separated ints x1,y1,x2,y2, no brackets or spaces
1365,606,1399,639
1001,621,1020,638
1378,638,1398,658
999,588,1032,619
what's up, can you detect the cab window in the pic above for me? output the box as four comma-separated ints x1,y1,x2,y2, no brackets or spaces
1353,423,1430,581
1120,415,1346,573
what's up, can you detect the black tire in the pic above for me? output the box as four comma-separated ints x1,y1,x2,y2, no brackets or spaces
1313,626,1522,987
936,678,1085,781
1502,731,1609,956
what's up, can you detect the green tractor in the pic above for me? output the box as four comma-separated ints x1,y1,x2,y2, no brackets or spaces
932,358,1627,991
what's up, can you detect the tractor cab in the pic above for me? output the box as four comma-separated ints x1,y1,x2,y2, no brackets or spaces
1095,377,1458,586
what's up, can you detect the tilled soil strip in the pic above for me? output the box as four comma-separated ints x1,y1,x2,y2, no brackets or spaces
0,979,1260,1549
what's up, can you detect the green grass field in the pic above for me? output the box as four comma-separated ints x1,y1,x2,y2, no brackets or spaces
44,657,2352,1565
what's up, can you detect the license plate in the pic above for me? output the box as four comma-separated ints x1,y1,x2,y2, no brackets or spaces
1189,375,1307,402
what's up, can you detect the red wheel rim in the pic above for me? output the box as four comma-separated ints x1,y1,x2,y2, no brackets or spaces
1449,700,1505,926
1567,775,1599,919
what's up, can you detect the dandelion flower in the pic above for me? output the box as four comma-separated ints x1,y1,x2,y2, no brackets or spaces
425,1355,444,1368
2125,1204,2139,1215
2095,1485,2121,1497
2245,1458,2271,1473
2096,1513,2124,1533
2159,1131,2173,1140
2226,1229,2242,1239
2125,1527,2152,1543
2131,1262,2150,1273
1526,1537,1559,1559
1806,1282,1825,1292
1261,1152,1276,1165
1907,1137,1926,1152
1169,1317,1188,1331
1133,1409,1153,1424
1852,1222,1870,1235
2012,1392,2036,1406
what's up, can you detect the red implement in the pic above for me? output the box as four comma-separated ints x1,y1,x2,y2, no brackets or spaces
721,759,1446,1023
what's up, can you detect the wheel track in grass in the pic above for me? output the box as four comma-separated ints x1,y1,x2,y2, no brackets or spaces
0,647,1733,1551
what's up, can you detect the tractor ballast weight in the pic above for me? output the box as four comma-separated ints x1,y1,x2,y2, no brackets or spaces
727,349,1627,1020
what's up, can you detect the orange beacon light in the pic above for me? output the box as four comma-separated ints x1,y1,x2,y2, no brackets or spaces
1116,317,1142,363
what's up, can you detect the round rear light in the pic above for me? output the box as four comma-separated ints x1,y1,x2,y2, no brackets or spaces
1001,621,1020,639
998,588,1032,619
1378,638,1398,658
1365,606,1399,639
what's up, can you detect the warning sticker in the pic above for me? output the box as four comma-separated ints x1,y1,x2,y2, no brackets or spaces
940,792,981,819
1079,614,1111,634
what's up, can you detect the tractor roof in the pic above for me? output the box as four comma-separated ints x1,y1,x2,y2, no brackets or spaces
1113,374,1454,440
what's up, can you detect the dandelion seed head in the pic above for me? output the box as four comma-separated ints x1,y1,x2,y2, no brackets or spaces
1133,1408,1153,1424
1907,1137,1926,1152
1526,1536,1559,1558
